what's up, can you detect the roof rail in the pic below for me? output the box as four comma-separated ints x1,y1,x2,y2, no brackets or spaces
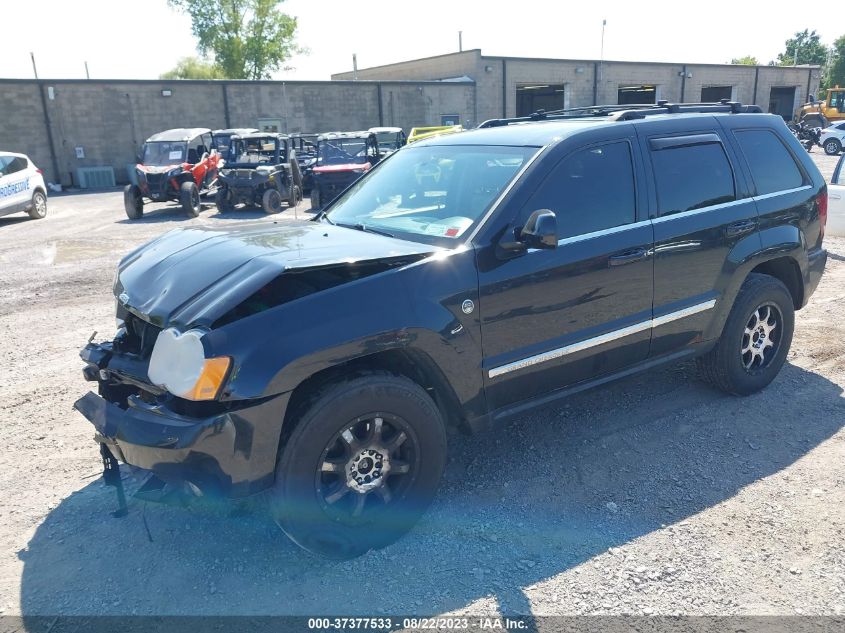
478,101,763,128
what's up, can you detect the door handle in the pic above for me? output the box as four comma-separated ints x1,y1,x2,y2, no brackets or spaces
725,219,758,237
830,193,842,200
608,247,649,266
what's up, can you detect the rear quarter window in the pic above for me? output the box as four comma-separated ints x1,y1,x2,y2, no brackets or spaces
733,129,804,195
651,142,736,216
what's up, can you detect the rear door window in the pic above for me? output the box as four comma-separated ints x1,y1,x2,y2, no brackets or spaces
521,141,637,239
650,141,735,216
733,129,805,195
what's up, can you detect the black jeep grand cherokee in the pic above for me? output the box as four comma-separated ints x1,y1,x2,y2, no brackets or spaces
76,103,828,558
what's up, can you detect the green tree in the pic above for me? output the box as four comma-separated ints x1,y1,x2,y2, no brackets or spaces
775,29,828,66
168,0,300,80
730,55,759,65
826,35,845,88
160,56,225,79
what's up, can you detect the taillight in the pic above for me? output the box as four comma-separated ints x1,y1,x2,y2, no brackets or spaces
36,168,43,174
818,189,828,241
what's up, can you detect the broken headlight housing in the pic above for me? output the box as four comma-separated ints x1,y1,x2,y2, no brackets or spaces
148,328,231,401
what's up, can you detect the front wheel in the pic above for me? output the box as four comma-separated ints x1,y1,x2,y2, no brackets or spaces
697,273,794,396
262,188,283,214
180,181,201,217
28,190,47,219
215,187,234,212
123,184,143,220
824,139,842,156
270,373,447,559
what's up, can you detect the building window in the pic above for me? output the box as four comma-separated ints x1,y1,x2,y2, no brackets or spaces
516,83,565,117
701,86,733,102
440,114,460,126
618,85,656,105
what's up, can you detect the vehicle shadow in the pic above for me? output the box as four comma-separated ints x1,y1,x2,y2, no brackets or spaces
0,216,33,227
18,360,844,617
114,204,201,225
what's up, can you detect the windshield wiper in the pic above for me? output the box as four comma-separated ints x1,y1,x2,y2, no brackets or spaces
335,222,394,238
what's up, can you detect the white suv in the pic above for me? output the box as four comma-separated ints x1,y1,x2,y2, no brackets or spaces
0,152,48,220
820,121,845,156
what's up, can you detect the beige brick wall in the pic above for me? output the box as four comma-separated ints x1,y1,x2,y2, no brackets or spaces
1,79,475,186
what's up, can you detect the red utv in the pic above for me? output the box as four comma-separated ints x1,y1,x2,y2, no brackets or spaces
124,128,222,220
309,131,381,210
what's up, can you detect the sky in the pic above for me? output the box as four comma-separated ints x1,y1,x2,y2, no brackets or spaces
1,0,841,81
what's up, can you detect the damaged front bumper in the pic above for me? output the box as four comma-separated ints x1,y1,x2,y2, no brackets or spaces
75,342,289,498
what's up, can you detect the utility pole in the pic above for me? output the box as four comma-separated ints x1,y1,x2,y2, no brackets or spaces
599,19,606,82
85,61,90,79
352,53,358,81
30,52,39,79
459,31,463,52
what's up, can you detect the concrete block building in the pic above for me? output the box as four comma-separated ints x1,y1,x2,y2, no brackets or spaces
0,49,820,187
333,49,821,128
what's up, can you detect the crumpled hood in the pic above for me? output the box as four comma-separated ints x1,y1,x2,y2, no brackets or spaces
115,220,439,329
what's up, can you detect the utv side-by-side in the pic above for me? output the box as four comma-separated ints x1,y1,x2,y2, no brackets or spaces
215,133,303,214
124,128,221,220
309,131,380,210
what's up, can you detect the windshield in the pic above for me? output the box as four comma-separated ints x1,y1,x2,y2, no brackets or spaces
229,137,283,165
375,132,401,152
141,141,187,166
214,134,234,155
318,138,369,165
326,145,537,245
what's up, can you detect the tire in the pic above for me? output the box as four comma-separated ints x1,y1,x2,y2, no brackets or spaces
696,273,794,396
310,188,320,211
123,184,143,220
262,188,283,214
288,184,302,208
270,373,447,559
180,181,201,217
823,138,842,156
215,187,234,212
28,190,47,220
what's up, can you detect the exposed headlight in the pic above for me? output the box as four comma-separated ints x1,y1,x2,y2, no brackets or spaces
148,328,231,401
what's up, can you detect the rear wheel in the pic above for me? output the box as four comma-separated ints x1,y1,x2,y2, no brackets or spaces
270,373,447,559
180,181,201,217
288,184,302,208
123,184,143,220
215,187,234,212
262,188,283,214
28,190,47,219
697,273,794,396
824,138,842,156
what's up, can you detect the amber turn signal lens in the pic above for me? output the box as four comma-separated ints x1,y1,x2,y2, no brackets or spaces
186,356,231,401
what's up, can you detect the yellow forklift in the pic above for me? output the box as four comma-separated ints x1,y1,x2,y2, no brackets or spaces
796,86,845,127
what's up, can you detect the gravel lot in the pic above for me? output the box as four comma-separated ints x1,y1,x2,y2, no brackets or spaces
0,152,843,618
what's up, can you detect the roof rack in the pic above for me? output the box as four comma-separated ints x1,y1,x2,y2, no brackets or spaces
478,100,763,128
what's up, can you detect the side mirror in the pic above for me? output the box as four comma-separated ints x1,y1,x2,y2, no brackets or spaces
520,209,558,249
